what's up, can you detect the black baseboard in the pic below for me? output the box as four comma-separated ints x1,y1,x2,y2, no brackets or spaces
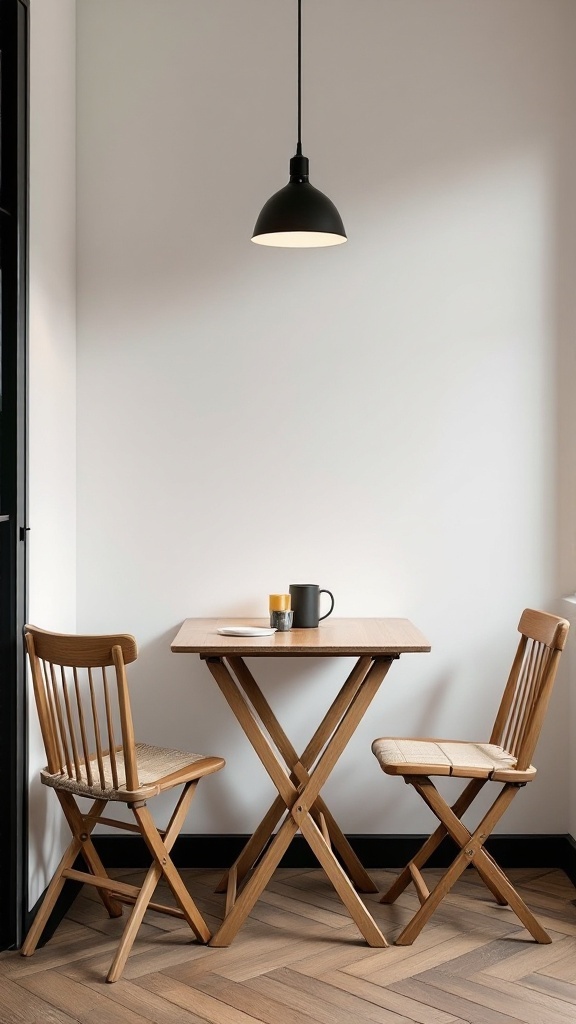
92,831,575,872
561,833,576,888
22,833,576,951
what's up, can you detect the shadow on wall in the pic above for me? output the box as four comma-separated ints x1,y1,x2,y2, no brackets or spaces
27,777,69,901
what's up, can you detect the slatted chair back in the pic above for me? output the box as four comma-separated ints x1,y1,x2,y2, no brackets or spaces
25,624,140,794
490,609,569,771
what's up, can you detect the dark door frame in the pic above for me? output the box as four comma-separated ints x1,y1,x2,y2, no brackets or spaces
0,0,29,951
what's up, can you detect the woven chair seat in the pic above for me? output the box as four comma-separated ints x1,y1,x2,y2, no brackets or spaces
41,742,225,801
371,737,536,781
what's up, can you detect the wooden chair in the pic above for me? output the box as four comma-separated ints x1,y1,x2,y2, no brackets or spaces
22,624,225,982
371,608,569,946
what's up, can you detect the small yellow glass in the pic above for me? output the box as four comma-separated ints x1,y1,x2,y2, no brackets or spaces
269,593,291,612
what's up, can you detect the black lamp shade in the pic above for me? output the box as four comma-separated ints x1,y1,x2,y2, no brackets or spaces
252,154,346,247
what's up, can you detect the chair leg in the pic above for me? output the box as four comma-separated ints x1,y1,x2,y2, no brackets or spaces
471,849,551,942
107,781,208,983
133,805,211,939
415,779,548,939
21,836,83,956
106,857,164,983
22,792,125,957
396,836,477,945
395,777,549,946
381,778,486,905
57,793,123,918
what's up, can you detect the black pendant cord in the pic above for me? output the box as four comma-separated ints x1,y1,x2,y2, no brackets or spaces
297,0,302,156
251,0,346,242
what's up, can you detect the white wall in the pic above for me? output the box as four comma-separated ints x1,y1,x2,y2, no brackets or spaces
563,602,576,840
76,0,575,837
557,6,576,844
28,0,77,906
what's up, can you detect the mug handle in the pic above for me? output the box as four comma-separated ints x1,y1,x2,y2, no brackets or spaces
319,589,335,621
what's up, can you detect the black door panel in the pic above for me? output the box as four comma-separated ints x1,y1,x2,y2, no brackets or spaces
0,0,28,952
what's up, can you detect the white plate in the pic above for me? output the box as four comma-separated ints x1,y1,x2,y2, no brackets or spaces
217,626,277,637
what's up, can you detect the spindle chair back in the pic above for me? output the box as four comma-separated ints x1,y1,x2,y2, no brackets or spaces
27,626,140,798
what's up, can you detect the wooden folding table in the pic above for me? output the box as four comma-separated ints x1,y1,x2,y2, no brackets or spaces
171,617,430,947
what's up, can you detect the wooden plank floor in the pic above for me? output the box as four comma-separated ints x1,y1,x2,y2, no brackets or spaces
1,867,576,1023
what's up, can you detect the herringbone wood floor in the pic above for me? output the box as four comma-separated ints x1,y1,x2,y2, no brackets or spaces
1,866,576,1023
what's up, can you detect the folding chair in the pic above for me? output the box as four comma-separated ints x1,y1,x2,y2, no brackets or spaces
22,625,225,982
371,608,569,946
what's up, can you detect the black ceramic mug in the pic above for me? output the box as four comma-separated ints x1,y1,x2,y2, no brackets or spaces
289,584,335,628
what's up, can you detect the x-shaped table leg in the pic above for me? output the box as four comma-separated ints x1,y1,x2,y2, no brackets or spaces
206,654,394,947
215,654,379,896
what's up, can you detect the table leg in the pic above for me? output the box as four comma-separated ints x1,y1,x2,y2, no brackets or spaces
207,654,393,946
298,814,387,947
295,657,395,816
210,814,298,947
313,797,378,893
226,653,379,893
205,657,297,807
298,656,373,768
215,791,377,899
214,794,286,894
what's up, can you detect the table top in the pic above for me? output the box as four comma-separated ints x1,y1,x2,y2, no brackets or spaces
171,617,431,657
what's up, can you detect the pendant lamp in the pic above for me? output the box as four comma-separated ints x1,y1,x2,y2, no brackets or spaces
251,0,346,247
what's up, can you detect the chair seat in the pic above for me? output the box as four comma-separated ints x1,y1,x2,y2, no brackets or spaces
41,742,225,801
371,737,536,782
